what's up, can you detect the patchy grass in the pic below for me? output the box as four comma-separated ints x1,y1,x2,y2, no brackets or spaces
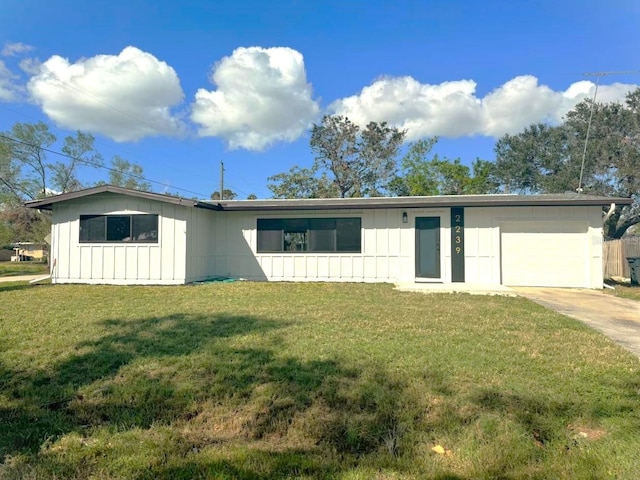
0,262,48,277
1,283,639,479
608,284,640,302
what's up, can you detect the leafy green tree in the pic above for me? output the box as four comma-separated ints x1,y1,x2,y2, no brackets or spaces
105,156,151,191
267,166,339,199
0,122,101,202
388,138,498,196
269,115,406,199
1,122,101,243
494,88,640,238
210,189,237,200
246,193,258,200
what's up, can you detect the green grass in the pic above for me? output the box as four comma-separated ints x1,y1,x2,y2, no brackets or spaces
1,283,639,479
608,284,640,302
0,261,49,277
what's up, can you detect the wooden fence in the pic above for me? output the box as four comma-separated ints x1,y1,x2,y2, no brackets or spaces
603,236,640,279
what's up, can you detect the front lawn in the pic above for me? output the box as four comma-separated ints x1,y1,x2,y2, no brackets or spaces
1,283,639,479
0,261,49,277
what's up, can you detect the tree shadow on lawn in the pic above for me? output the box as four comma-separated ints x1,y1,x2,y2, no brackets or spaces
0,312,286,457
0,310,435,478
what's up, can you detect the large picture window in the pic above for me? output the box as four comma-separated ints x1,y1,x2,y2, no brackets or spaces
257,218,361,253
79,215,159,243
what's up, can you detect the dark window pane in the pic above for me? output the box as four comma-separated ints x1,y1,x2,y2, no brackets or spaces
308,218,335,230
132,215,158,242
257,217,361,253
257,218,282,230
282,218,308,233
80,215,105,242
336,218,361,252
106,216,131,241
258,230,283,252
309,229,335,251
284,232,307,251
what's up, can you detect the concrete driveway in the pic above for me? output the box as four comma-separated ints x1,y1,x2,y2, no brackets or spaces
515,287,640,359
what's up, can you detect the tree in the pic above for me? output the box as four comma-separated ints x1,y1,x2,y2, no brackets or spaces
494,88,640,238
104,156,151,191
246,193,258,200
0,206,50,244
268,115,406,199
210,189,237,200
388,138,499,196
267,166,339,199
0,122,101,202
0,122,102,243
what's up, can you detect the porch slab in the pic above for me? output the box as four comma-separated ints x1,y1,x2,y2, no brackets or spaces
394,282,516,296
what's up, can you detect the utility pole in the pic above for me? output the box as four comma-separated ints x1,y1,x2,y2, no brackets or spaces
220,161,224,200
577,70,639,193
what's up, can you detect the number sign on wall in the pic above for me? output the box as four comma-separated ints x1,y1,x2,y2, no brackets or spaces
451,207,465,282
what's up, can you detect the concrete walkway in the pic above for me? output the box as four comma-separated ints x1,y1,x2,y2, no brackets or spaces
514,287,640,359
0,274,49,283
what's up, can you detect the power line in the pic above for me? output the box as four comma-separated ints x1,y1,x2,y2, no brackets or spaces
577,70,640,193
0,133,208,198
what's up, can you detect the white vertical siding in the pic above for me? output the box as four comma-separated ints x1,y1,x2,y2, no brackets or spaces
185,207,217,283
48,196,605,288
464,205,603,288
50,193,190,285
210,208,428,283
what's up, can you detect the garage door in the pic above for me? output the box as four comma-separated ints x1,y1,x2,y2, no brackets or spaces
501,221,588,287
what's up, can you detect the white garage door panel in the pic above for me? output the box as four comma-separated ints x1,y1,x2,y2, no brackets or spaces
501,221,588,287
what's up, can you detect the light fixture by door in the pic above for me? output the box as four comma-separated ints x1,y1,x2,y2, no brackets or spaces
402,212,408,224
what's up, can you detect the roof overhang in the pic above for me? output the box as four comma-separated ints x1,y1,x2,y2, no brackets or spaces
24,185,221,211
25,186,632,213
209,194,634,212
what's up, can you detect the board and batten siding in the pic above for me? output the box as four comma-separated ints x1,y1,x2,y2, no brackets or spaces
185,206,218,283
50,193,190,285
209,208,450,283
209,205,602,287
464,205,603,288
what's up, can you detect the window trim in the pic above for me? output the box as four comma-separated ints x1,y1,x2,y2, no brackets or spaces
256,217,362,254
79,214,159,244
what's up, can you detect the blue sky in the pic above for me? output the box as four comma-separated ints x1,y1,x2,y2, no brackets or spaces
1,0,638,199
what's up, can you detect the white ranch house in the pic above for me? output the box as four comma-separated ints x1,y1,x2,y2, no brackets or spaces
26,185,633,288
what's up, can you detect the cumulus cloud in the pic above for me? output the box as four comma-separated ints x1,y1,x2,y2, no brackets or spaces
330,75,639,140
191,46,320,150
1,42,34,57
27,46,185,141
0,60,22,101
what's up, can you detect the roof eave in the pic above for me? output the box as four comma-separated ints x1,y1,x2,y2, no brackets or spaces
24,185,208,210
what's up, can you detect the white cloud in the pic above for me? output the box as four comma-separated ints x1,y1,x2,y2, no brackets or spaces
18,57,41,75
27,46,185,141
191,46,320,150
0,60,21,101
1,42,34,57
330,75,639,139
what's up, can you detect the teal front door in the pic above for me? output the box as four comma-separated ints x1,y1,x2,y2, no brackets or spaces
416,217,441,278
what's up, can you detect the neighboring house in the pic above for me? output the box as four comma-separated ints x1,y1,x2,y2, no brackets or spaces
25,185,633,288
11,242,47,260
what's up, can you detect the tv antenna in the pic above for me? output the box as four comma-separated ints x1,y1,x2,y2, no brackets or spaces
577,70,639,193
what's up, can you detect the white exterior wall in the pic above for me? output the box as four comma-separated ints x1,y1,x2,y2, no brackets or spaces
209,208,450,283
464,205,603,288
47,197,604,288
209,205,602,287
50,193,191,285
185,207,217,283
